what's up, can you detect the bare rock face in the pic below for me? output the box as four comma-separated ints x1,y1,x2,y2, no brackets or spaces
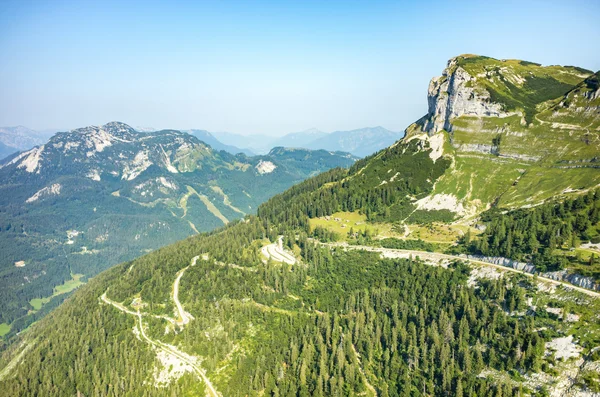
423,58,512,134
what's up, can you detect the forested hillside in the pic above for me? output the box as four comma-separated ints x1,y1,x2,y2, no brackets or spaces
471,190,600,277
0,122,356,337
3,216,589,396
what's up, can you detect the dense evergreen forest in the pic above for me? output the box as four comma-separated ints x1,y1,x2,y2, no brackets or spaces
0,215,565,396
471,190,600,275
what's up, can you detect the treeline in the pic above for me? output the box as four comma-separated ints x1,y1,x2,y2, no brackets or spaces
258,139,451,236
470,189,600,272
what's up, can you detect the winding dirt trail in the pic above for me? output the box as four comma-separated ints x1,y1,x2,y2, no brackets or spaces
172,255,199,326
349,340,377,396
101,255,220,397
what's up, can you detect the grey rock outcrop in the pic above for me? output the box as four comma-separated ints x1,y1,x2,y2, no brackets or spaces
454,143,495,155
542,270,599,291
460,254,600,291
460,254,536,273
423,57,513,135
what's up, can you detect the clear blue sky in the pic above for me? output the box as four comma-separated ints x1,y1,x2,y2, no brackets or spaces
1,0,598,135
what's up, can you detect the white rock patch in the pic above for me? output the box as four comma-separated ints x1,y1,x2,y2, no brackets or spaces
0,151,30,169
546,335,581,361
428,133,445,161
256,160,277,174
153,348,196,387
545,307,580,323
158,177,177,190
18,145,45,173
159,145,179,174
581,242,600,251
26,183,61,203
86,169,101,181
64,141,80,151
415,193,465,215
122,151,152,181
88,129,113,152
467,266,503,287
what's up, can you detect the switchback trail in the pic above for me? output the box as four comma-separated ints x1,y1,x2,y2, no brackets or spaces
100,255,220,397
261,236,296,264
172,255,199,326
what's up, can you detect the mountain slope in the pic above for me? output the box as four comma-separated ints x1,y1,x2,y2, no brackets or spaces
5,212,600,396
257,56,600,281
1,56,599,396
0,122,355,334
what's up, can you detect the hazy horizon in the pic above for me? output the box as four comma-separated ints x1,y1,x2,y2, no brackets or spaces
1,0,599,137
1,123,402,139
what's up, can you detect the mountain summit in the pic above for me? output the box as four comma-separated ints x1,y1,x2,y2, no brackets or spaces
401,55,599,216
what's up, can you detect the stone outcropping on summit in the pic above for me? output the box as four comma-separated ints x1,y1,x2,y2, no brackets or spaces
423,56,512,134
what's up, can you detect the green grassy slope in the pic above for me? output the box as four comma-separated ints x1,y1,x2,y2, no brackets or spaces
405,56,599,215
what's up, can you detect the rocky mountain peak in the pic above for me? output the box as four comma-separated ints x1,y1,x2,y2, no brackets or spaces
570,71,600,103
69,121,138,141
0,122,216,180
301,128,324,135
423,57,511,134
418,55,593,136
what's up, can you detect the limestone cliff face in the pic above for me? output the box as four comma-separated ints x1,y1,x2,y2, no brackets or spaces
403,55,599,217
423,57,512,134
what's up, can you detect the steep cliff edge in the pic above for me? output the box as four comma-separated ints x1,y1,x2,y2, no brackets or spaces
423,55,515,134
403,55,599,216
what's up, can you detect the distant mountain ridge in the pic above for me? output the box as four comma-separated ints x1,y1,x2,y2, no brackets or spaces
128,125,402,157
304,126,403,157
211,131,274,154
187,129,254,156
269,128,329,149
0,121,356,334
212,126,403,157
0,126,55,160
